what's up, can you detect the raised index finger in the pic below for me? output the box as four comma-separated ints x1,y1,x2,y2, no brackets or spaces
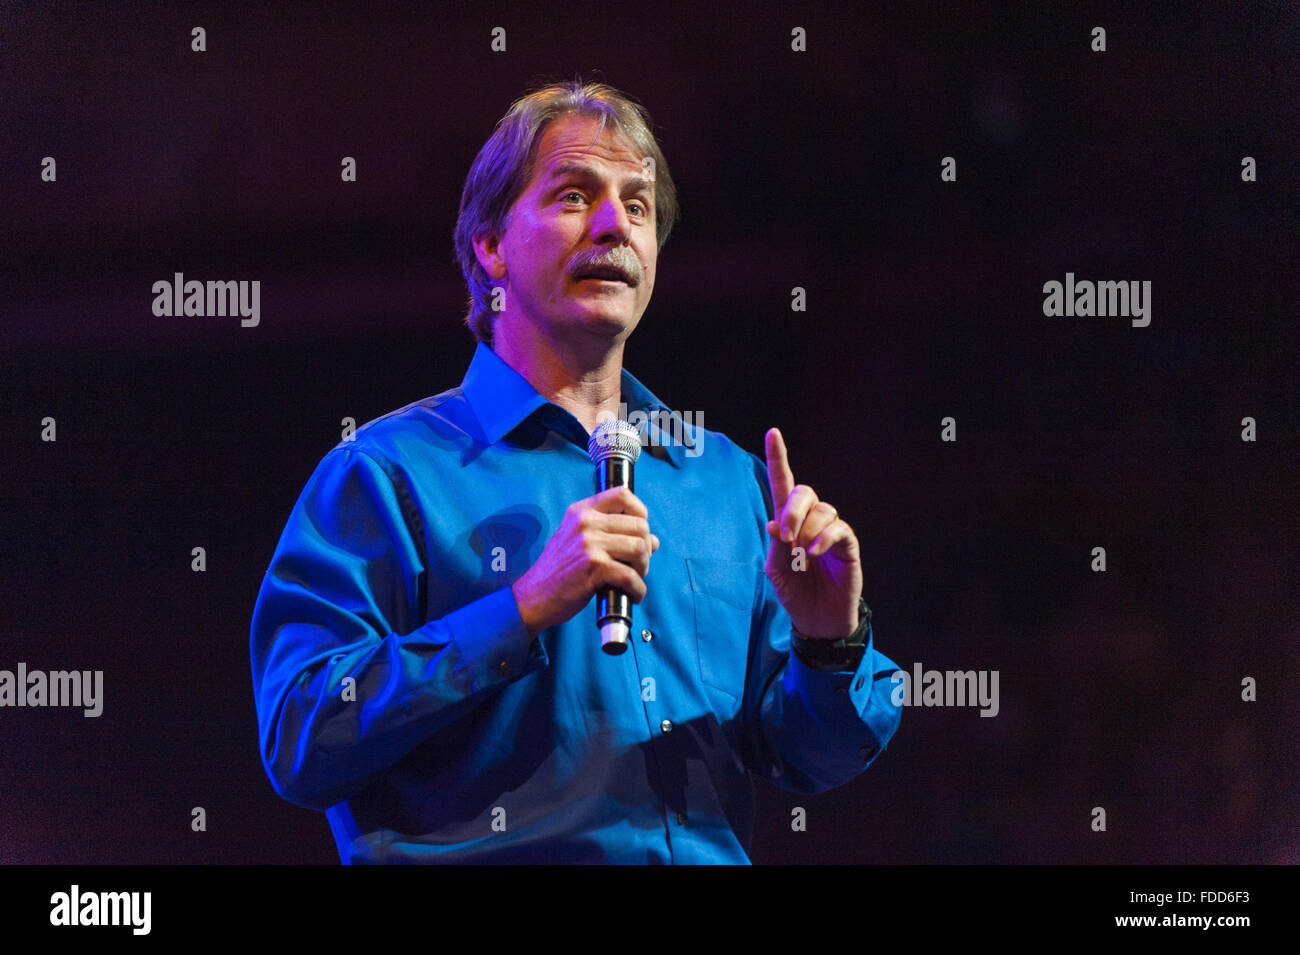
764,427,796,511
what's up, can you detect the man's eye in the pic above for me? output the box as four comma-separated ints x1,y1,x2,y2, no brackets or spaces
561,191,584,204
627,201,646,216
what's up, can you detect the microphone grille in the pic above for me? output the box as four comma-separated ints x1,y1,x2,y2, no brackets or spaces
588,419,643,464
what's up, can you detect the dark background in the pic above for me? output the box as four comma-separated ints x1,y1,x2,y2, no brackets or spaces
2,0,1296,864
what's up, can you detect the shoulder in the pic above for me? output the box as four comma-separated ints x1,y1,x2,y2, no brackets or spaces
321,385,477,468
660,412,773,518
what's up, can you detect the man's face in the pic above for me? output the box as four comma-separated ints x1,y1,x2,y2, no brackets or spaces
480,113,658,346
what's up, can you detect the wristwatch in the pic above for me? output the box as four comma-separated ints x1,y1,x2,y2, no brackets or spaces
791,596,871,672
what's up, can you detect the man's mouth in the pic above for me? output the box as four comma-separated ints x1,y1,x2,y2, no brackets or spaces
574,265,636,286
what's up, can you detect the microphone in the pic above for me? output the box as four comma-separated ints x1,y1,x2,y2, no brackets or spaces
588,419,643,655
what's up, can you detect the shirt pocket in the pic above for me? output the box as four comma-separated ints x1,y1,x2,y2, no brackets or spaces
684,557,758,700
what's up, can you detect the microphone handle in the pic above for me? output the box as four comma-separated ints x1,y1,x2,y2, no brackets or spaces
596,455,634,654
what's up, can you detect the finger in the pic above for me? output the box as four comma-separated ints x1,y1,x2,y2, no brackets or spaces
779,484,818,544
795,501,839,551
590,485,647,518
808,519,851,558
600,530,655,576
604,560,647,602
592,513,651,539
765,428,796,513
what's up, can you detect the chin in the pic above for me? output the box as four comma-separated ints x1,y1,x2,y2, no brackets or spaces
571,307,639,340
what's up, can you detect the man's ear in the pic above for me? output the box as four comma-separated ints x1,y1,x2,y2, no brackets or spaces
472,228,508,282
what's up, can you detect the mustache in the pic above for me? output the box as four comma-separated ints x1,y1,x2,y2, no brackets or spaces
568,247,643,286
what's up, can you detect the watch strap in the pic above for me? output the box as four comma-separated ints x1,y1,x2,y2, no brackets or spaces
791,596,871,672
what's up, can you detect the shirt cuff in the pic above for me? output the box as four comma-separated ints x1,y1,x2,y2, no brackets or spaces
783,634,896,766
439,585,548,693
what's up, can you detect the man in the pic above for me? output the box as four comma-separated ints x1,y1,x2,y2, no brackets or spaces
250,80,901,863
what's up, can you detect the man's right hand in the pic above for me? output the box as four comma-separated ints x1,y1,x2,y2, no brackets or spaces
510,485,660,638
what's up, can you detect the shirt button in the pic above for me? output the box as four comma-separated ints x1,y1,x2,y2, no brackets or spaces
660,719,673,734
676,812,686,825
835,685,848,696
641,629,654,642
859,744,878,761
498,658,511,676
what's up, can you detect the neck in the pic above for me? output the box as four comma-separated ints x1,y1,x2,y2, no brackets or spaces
493,322,626,438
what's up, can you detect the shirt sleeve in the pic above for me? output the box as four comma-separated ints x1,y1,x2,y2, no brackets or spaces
249,444,544,811
737,450,903,794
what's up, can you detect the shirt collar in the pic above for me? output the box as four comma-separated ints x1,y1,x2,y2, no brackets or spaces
461,341,692,468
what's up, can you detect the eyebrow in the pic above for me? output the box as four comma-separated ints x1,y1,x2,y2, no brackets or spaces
547,160,654,196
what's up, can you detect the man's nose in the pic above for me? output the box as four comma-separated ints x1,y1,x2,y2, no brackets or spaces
589,194,632,245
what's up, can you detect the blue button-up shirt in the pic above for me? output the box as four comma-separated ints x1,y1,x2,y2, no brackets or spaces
250,342,901,863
